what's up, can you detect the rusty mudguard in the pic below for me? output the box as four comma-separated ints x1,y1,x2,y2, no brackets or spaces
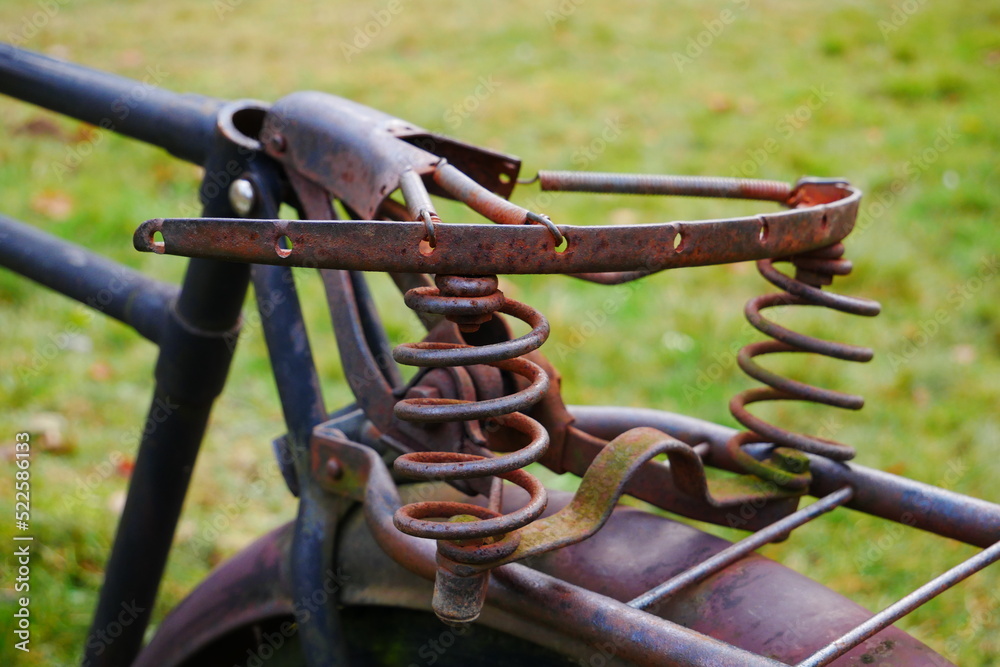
135,485,950,667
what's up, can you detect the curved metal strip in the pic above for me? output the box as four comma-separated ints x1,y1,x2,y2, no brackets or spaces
134,186,859,274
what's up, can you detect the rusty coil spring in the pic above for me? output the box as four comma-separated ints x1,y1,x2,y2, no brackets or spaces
391,275,551,563
727,243,881,488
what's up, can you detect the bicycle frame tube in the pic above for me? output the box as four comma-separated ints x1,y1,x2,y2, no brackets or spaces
0,44,355,665
0,213,177,343
0,44,223,165
569,405,1000,549
80,119,258,666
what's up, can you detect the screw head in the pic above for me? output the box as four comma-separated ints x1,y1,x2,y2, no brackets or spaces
325,457,343,481
228,178,256,217
268,133,287,153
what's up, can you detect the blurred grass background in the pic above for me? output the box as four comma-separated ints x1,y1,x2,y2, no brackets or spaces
0,0,998,664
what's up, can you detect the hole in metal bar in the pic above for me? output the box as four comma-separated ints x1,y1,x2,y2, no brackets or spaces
275,234,294,258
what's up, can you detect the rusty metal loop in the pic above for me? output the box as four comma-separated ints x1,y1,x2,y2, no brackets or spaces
728,243,882,482
419,209,438,248
437,529,522,564
525,210,564,247
394,355,548,422
432,160,564,246
395,413,548,479
725,432,812,491
757,245,880,317
402,286,507,321
394,296,549,367
393,464,547,541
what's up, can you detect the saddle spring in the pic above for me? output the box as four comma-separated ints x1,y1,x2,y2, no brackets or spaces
727,242,882,488
390,274,552,622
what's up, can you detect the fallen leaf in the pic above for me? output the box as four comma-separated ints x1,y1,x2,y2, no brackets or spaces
951,344,976,365
88,361,113,381
27,412,75,454
30,190,74,221
885,462,907,475
118,49,144,68
13,117,66,140
707,93,733,113
71,124,101,145
116,458,135,478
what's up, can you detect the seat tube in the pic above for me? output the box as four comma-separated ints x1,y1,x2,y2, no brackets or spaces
83,105,279,667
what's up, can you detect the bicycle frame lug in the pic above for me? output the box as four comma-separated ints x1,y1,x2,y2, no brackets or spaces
228,177,257,216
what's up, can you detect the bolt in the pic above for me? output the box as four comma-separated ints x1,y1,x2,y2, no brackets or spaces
268,133,287,154
325,457,343,481
228,178,257,217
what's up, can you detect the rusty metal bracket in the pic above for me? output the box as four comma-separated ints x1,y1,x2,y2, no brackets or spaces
437,427,804,576
259,91,520,219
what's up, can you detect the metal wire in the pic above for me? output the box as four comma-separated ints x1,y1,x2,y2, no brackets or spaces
628,487,854,610
797,539,1000,666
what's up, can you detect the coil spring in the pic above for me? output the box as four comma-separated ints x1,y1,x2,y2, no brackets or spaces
391,274,551,563
727,243,881,488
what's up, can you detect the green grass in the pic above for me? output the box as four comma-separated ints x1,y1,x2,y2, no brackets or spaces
1,0,998,664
